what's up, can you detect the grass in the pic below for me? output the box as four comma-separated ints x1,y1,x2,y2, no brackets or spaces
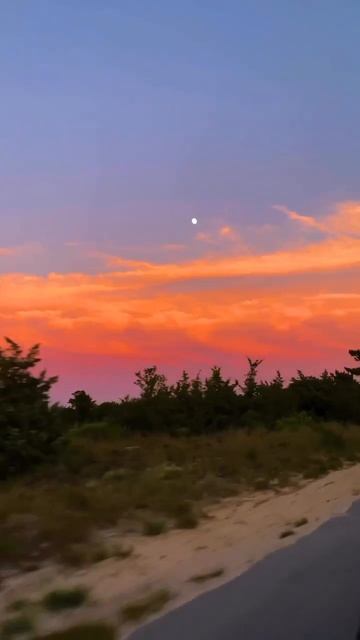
1,615,34,638
294,517,308,528
121,589,172,622
189,568,225,583
42,587,88,612
62,541,133,566
34,624,115,640
279,529,295,539
0,423,360,566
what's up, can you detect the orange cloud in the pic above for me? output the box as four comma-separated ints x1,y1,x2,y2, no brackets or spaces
99,235,360,285
219,225,236,238
2,200,360,399
326,201,360,236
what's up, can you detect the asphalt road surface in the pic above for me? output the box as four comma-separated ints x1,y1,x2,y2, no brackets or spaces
130,500,360,640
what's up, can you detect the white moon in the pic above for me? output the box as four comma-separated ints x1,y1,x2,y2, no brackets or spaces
191,217,198,225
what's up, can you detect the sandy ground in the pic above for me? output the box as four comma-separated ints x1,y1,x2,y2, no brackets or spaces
2,462,360,638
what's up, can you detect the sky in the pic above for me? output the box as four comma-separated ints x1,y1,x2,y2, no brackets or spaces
1,1,360,401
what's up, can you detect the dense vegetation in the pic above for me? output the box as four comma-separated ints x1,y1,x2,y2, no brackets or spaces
1,337,360,478
1,338,360,568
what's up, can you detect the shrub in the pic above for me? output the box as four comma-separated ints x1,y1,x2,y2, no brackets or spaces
42,588,88,611
143,520,167,536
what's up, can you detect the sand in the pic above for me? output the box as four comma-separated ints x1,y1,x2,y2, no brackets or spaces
2,462,360,637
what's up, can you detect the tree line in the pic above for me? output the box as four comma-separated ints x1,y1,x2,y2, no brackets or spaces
1,337,360,477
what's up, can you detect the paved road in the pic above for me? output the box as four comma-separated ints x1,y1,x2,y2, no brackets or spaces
130,500,360,640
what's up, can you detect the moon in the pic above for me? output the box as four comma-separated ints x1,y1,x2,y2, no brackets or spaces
191,217,198,225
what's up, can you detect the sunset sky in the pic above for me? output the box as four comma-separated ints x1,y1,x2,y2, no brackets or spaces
2,1,360,401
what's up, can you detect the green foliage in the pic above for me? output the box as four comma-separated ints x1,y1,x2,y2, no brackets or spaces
0,338,59,478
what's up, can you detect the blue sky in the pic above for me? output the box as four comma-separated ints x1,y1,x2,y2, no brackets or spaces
1,0,360,263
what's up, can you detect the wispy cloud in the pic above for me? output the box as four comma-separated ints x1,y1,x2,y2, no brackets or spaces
0,247,17,257
0,243,44,258
273,201,360,237
273,204,324,231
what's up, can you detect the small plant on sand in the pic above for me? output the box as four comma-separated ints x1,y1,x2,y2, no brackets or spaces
294,517,308,528
121,589,172,622
143,520,167,536
1,615,34,638
174,504,198,529
279,529,295,539
42,587,88,612
189,568,224,583
34,624,115,640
